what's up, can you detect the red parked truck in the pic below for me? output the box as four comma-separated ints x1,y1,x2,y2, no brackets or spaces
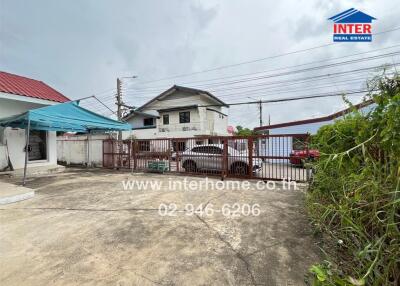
289,149,320,166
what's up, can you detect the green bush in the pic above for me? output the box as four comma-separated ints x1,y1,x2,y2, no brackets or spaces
307,74,400,285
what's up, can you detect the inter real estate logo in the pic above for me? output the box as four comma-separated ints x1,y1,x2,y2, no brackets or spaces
328,8,376,42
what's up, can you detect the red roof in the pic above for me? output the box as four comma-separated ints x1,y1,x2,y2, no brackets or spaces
0,71,70,103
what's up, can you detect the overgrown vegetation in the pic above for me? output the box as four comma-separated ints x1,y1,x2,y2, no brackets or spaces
307,73,400,285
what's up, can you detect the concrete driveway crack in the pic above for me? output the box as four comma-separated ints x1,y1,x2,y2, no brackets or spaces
195,214,257,286
202,191,227,210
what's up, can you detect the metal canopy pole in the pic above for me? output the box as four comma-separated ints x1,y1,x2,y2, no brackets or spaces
129,130,133,173
87,131,91,167
22,119,31,186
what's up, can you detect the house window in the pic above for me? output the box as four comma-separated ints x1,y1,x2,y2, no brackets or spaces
195,140,204,145
28,130,47,161
179,111,190,123
138,140,150,152
143,118,154,126
163,114,169,125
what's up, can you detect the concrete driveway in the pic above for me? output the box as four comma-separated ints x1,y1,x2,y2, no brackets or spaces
0,169,320,286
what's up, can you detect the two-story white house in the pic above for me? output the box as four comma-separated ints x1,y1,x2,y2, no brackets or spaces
122,85,229,150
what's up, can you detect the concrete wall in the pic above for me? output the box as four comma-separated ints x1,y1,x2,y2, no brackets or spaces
206,108,228,136
155,91,218,107
0,96,58,170
123,127,157,139
57,134,111,167
0,128,58,169
0,145,8,170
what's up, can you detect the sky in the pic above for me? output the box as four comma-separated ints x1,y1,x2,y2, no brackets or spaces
1,0,399,128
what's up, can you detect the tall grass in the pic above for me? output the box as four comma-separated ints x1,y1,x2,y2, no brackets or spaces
306,74,400,285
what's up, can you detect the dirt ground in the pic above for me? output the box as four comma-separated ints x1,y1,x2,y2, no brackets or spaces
0,168,320,286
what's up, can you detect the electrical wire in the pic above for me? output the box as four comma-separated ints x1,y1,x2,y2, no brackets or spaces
123,63,398,103
121,52,399,101
125,46,400,92
86,27,400,98
129,26,400,85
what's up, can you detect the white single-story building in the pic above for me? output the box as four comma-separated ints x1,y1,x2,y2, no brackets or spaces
0,71,70,171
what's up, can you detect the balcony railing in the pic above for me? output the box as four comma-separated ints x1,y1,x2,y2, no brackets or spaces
158,122,202,133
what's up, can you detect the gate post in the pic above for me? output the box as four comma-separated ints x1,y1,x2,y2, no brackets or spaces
175,140,180,172
222,139,228,179
168,139,171,172
248,137,253,178
305,133,311,182
133,139,137,170
112,140,115,169
102,140,105,167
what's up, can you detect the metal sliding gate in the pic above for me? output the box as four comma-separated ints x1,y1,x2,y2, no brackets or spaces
103,134,311,182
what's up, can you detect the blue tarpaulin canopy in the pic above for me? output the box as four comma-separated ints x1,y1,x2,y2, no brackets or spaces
0,101,131,185
0,101,131,132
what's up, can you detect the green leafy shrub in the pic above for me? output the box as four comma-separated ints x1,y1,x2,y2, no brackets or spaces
307,74,400,285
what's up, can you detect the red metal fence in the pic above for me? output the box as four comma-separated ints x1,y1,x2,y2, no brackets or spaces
103,134,311,182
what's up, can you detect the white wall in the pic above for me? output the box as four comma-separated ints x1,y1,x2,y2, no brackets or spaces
0,145,8,170
57,134,111,167
125,127,157,139
206,108,228,136
126,108,228,139
156,108,203,137
0,95,47,118
0,96,59,170
0,127,57,169
153,91,218,107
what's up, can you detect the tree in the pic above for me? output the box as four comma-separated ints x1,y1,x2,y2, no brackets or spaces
235,125,255,136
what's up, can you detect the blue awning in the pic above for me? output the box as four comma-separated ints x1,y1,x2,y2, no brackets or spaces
0,101,131,132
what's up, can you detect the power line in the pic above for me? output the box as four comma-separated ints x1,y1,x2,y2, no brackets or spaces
125,44,400,92
139,89,372,111
200,63,399,93
123,62,398,103
86,27,400,98
122,71,372,103
126,76,367,107
215,78,367,100
93,95,117,115
122,51,399,100
191,52,400,90
131,26,400,85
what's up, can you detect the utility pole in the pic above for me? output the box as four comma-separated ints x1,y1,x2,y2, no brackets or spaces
248,97,263,128
116,78,123,141
115,76,137,141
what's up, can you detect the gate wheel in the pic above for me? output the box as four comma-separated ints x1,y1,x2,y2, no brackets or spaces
183,160,197,172
230,162,248,176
